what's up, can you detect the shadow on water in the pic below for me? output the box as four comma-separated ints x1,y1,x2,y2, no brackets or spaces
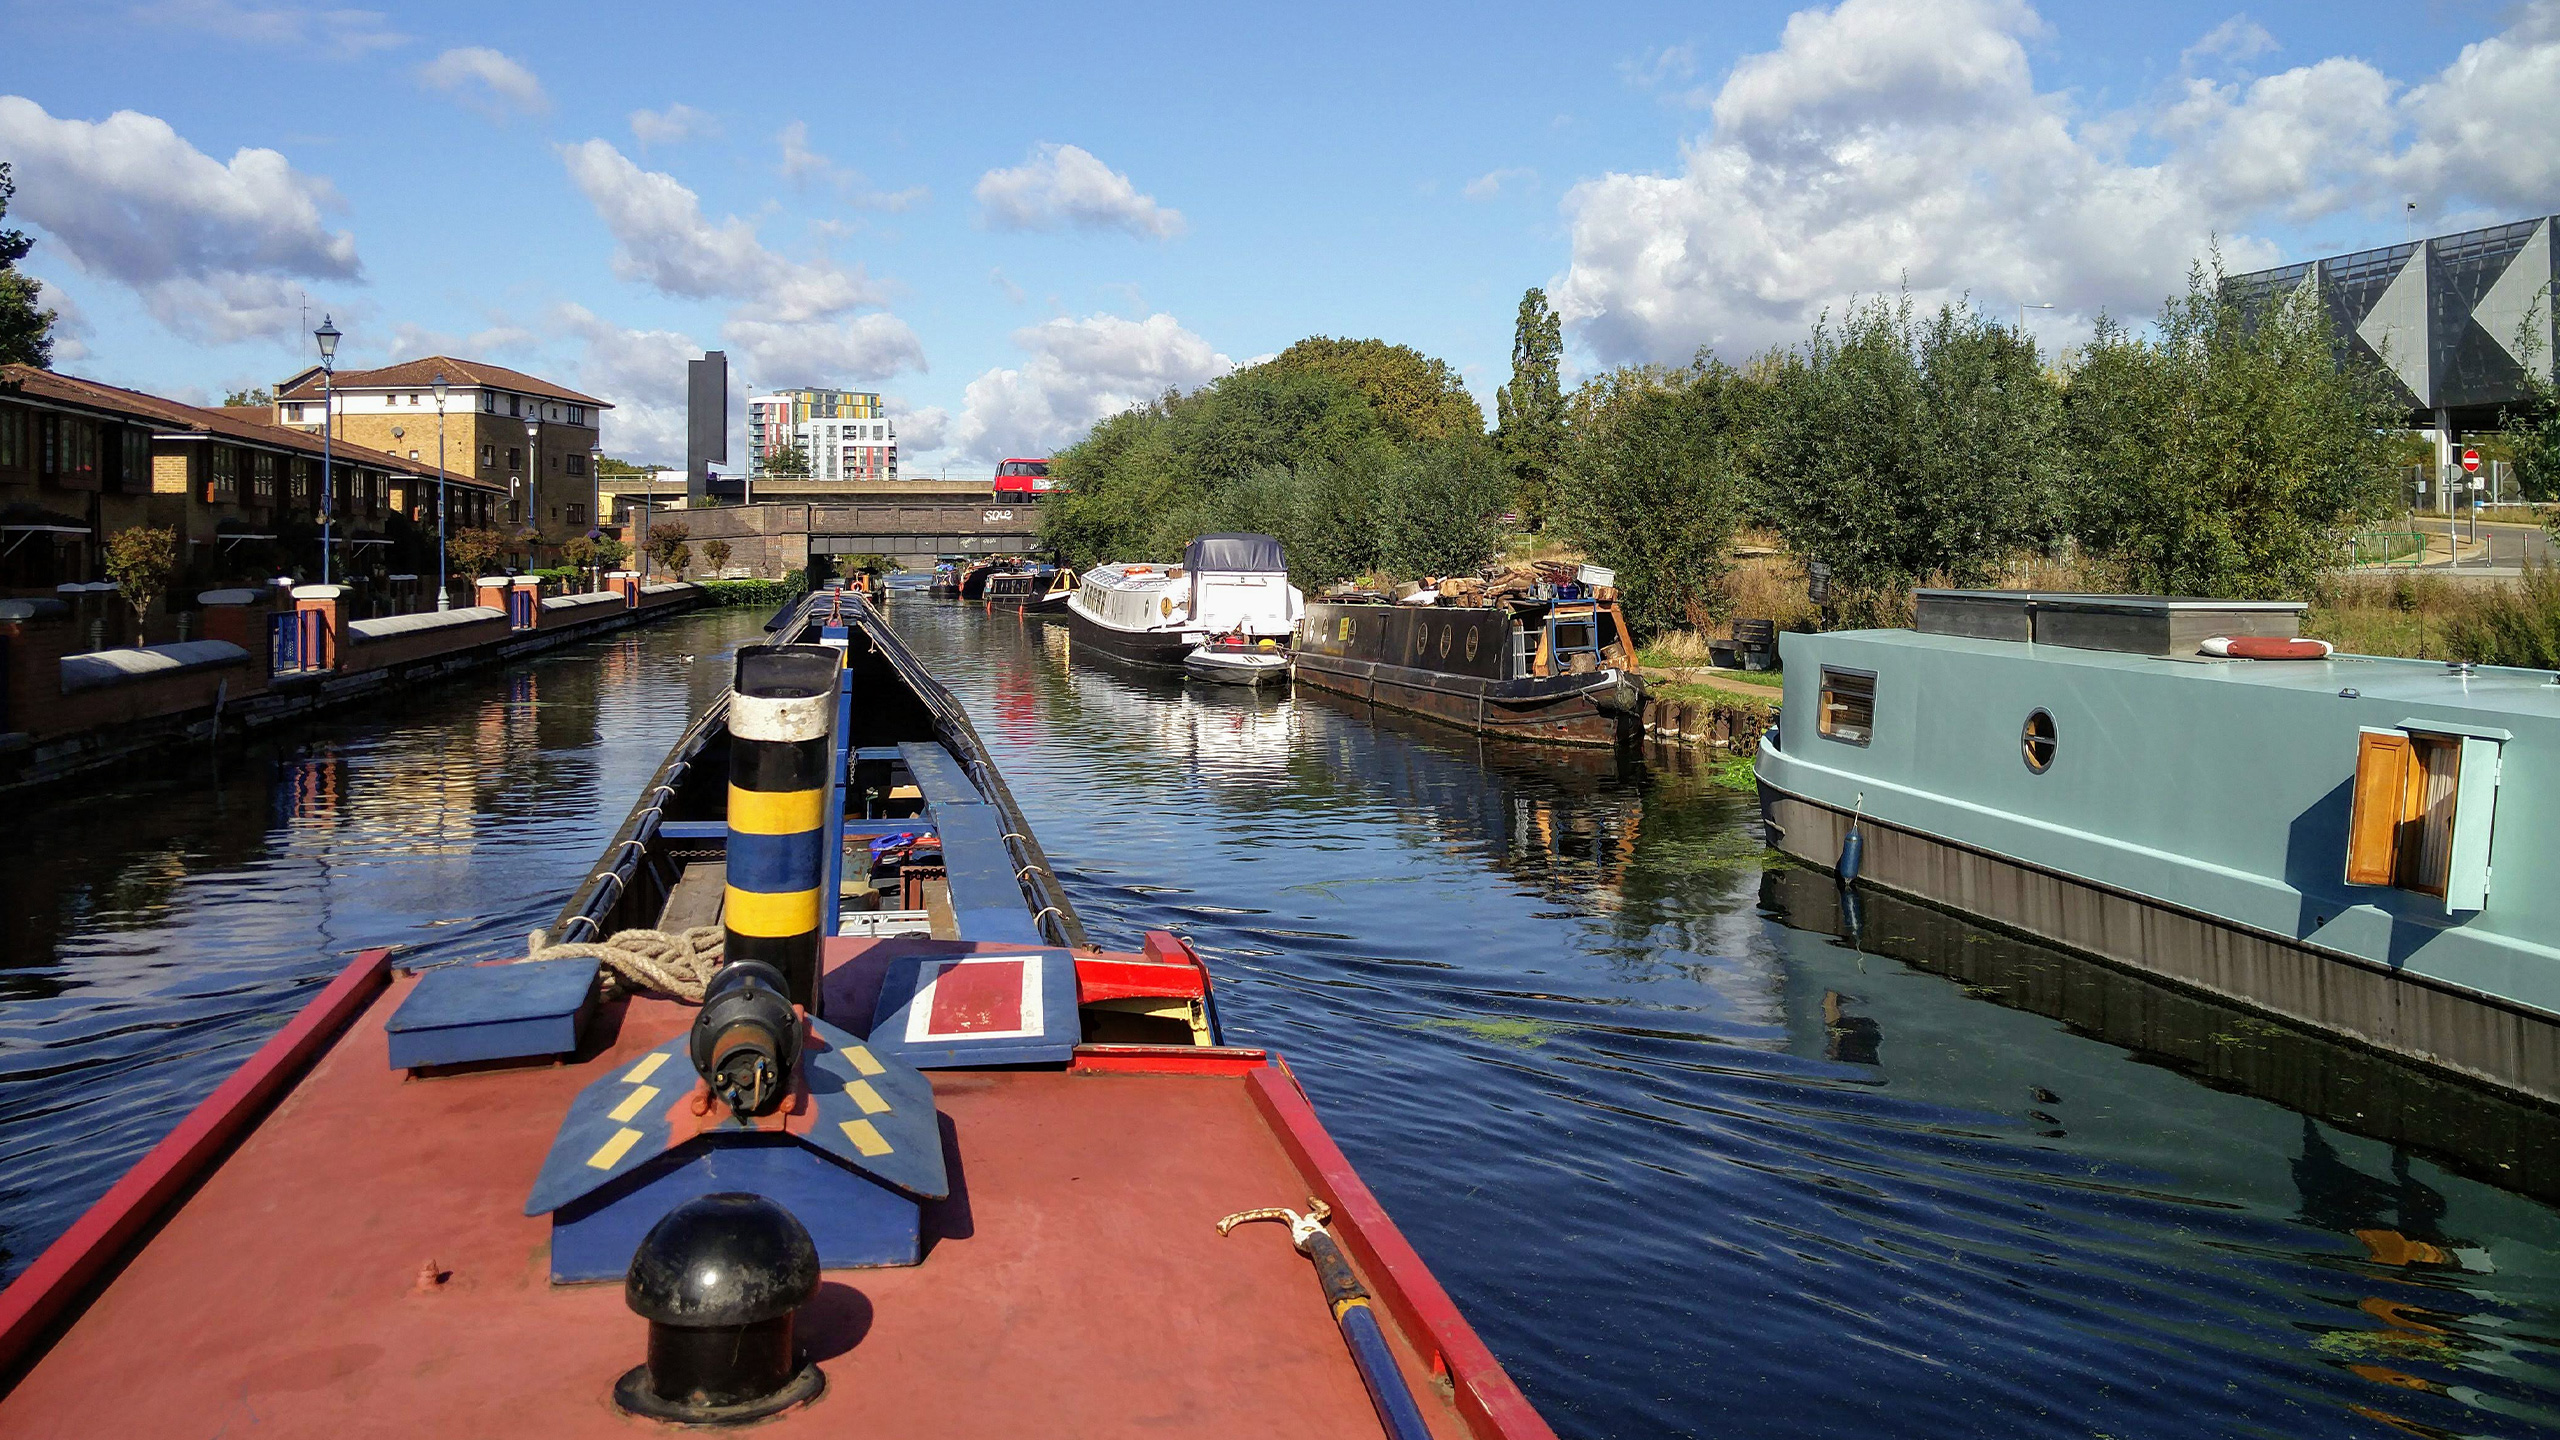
892,596,2560,1440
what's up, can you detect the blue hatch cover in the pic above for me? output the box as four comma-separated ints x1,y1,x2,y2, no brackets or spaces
867,948,1081,1068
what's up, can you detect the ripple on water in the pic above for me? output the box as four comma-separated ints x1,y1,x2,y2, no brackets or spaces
6,598,2560,1440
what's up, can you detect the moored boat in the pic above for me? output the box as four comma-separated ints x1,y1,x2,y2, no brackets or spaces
0,583,1551,1440
926,554,967,598
1184,635,1292,687
956,556,1016,601
1066,533,1302,671
981,562,1059,612
1295,576,1643,748
1757,588,2560,1107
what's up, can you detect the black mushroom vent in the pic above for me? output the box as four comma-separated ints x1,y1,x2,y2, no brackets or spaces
615,1192,824,1424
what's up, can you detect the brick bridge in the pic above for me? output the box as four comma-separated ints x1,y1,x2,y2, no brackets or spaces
655,484,1046,577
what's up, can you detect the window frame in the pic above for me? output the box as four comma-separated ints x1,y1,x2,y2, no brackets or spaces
2345,724,2502,911
1816,666,1877,748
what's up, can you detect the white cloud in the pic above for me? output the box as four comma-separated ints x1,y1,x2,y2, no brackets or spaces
0,96,359,343
132,0,407,57
888,402,949,454
629,103,716,148
381,317,538,362
720,314,925,387
1553,0,2560,369
1463,167,1536,200
559,139,884,321
775,122,929,211
553,303,705,465
975,143,1185,239
2182,14,2278,67
419,47,547,118
33,277,89,363
948,313,1230,462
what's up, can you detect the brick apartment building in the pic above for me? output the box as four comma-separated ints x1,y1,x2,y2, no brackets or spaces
1,363,491,596
274,357,612,564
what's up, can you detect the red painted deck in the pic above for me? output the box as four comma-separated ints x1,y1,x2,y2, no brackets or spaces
0,947,1540,1439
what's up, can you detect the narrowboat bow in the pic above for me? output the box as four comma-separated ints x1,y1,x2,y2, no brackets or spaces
0,583,1551,1440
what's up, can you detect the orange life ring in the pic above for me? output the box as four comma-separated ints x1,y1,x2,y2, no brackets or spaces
2203,636,2334,660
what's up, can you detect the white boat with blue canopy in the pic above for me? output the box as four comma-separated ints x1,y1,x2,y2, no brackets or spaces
1066,533,1303,671
1757,589,2560,1105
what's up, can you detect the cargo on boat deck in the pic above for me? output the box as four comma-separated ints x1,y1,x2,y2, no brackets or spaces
0,586,1552,1440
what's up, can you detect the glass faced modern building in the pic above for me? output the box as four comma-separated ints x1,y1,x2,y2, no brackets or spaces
745,388,898,482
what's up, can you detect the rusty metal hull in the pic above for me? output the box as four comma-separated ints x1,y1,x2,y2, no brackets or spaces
1293,651,1637,749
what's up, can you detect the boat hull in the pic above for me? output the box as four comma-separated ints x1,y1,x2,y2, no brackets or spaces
1067,606,1201,670
1184,651,1290,687
1294,651,1638,748
1756,766,2560,1106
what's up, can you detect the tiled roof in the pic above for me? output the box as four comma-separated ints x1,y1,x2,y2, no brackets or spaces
275,356,608,408
1,364,497,488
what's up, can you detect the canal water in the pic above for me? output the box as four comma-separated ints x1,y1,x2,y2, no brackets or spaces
6,596,2560,1438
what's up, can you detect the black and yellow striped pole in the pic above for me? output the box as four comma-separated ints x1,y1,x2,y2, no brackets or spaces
725,644,843,1011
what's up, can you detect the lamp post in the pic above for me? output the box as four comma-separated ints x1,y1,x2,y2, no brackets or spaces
313,315,340,583
433,373,450,610
2017,300,2054,335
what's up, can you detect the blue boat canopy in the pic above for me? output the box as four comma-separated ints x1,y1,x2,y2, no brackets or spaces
1186,533,1286,574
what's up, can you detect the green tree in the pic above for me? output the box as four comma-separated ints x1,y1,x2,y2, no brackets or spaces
1378,441,1511,579
1758,294,2066,593
1559,363,1755,634
1262,336,1483,443
763,438,810,478
2066,262,2396,598
103,526,180,632
561,534,597,569
596,455,654,476
448,527,507,578
703,538,733,574
2495,291,2560,504
222,387,274,408
646,517,692,575
1495,288,1565,526
590,534,632,569
0,163,58,368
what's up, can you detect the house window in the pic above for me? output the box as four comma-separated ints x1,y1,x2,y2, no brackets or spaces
482,392,496,413
568,405,585,425
252,451,277,503
1817,667,1875,746
2346,728,2501,910
507,448,522,469
508,394,521,417
120,428,151,492
565,504,585,525
206,445,238,502
566,453,586,476
480,443,495,467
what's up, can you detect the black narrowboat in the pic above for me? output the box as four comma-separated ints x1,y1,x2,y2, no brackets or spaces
1295,595,1643,748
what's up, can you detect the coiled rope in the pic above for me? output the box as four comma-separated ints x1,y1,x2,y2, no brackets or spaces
524,925,724,1003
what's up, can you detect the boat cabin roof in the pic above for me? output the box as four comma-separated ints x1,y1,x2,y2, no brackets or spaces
1821,626,2560,720
1083,562,1185,592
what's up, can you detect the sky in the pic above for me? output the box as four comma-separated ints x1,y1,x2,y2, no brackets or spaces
0,0,2553,475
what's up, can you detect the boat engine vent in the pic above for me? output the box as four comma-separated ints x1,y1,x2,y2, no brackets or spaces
615,1192,824,1424
1915,591,2305,657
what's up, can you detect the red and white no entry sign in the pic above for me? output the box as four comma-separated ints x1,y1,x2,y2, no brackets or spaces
2462,447,2482,473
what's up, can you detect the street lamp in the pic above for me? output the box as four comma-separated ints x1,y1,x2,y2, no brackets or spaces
313,314,340,583
2017,300,2054,334
433,372,449,610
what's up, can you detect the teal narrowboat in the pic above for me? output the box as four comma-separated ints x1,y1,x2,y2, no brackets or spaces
1757,591,2560,1104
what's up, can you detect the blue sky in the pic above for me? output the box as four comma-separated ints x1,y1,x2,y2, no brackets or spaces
1,0,2551,472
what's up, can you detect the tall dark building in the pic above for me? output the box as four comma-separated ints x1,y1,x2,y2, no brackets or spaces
685,350,728,505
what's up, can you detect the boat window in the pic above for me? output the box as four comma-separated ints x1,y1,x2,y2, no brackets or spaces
2022,710,2057,772
1817,668,1874,746
2345,727,2500,909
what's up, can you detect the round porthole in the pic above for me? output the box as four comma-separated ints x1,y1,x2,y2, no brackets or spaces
1465,627,1480,662
2022,709,2057,773
1438,625,1453,659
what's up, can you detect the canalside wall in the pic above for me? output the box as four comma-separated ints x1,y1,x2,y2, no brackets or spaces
0,572,702,797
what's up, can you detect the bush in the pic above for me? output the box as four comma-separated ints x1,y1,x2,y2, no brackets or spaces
2445,564,2560,669
1558,362,1752,635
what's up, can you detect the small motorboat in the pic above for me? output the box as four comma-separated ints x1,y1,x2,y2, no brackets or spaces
1185,634,1292,687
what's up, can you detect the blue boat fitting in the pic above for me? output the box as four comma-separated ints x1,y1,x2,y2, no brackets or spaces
1219,1199,1432,1440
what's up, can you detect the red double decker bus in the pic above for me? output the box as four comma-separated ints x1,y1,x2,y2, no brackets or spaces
992,457,1052,497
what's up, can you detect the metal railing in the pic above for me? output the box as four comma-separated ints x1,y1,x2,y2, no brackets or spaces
2346,531,2426,567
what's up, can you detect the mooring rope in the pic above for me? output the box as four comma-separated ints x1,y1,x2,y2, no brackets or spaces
524,925,725,1003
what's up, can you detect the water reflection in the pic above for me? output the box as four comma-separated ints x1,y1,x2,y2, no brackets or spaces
0,607,774,1284
891,597,2560,1440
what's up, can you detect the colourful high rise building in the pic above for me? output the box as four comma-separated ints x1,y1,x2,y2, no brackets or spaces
746,388,897,482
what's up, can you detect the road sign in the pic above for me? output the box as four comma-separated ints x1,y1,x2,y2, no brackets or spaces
2462,447,2481,473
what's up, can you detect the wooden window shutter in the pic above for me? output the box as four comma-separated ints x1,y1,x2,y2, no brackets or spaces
2345,728,2411,888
